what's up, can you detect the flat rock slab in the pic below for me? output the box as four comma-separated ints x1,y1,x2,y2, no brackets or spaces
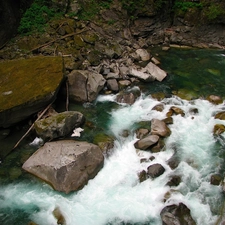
22,140,104,193
0,56,64,127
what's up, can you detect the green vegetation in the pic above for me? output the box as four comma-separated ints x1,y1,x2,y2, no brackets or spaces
120,0,147,14
174,1,203,12
204,4,224,20
77,0,112,20
18,0,61,35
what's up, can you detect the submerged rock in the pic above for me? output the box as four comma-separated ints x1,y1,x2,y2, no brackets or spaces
22,140,104,193
0,56,64,127
160,203,196,225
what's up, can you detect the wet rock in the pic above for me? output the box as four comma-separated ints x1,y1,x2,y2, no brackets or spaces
34,111,85,141
207,95,223,105
0,56,64,128
152,104,165,112
53,207,66,225
167,175,181,187
93,133,114,155
167,106,185,117
22,140,104,193
150,138,165,153
138,170,147,183
134,134,159,150
136,128,149,139
116,88,141,105
147,163,165,178
215,111,225,120
213,124,225,135
151,119,171,137
210,174,222,185
160,203,196,225
163,117,173,125
67,70,106,102
167,154,180,170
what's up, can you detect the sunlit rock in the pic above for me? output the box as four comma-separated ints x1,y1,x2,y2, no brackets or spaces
167,106,185,117
107,79,119,92
214,111,225,120
0,56,64,127
147,163,165,178
150,119,171,137
53,207,66,225
134,134,159,150
135,128,149,139
135,49,151,61
22,140,104,193
207,95,223,105
34,111,85,141
160,203,196,225
144,62,167,82
213,124,225,135
129,68,155,82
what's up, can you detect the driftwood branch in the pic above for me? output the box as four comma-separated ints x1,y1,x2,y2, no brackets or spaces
30,28,89,52
13,103,53,149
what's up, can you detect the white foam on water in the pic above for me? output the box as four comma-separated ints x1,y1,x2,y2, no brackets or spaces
0,95,225,225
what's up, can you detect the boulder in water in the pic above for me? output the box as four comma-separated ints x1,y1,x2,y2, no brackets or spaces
22,140,104,193
160,203,196,225
151,119,171,137
207,95,223,105
134,134,159,150
147,163,165,178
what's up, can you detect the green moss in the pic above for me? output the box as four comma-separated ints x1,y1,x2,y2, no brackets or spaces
0,56,63,112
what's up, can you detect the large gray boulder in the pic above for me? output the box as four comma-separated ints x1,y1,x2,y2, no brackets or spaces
22,140,104,193
144,62,167,82
67,70,106,102
34,111,85,141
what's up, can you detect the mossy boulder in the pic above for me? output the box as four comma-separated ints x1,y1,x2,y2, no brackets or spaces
0,56,64,127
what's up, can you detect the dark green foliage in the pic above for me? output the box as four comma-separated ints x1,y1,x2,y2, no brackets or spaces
77,0,113,20
204,4,224,20
18,0,61,34
120,0,147,14
174,1,203,12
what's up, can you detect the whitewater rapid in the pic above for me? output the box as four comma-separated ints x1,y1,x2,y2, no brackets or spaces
0,94,225,225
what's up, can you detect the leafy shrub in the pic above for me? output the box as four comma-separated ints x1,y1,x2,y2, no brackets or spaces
204,4,224,20
18,0,60,34
174,1,203,12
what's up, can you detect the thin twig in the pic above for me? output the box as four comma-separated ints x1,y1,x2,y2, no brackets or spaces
66,80,69,111
13,103,53,149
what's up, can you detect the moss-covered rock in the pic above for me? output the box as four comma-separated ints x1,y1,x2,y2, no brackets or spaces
0,56,64,127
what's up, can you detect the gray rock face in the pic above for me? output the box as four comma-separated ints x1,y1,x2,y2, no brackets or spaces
22,140,104,193
160,203,196,225
67,70,106,102
34,111,85,141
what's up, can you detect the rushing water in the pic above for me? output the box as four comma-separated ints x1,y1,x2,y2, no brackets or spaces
1,48,225,225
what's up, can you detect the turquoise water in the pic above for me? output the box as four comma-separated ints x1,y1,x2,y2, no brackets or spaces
0,48,225,225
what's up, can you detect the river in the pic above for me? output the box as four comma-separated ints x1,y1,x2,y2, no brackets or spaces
0,48,225,225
